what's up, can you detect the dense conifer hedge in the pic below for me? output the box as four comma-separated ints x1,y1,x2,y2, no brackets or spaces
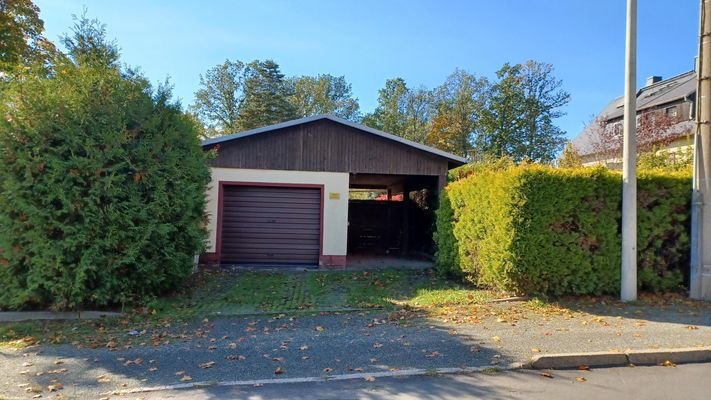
0,52,210,310
436,165,690,295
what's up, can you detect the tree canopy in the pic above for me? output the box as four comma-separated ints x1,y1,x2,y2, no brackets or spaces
477,61,570,163
237,59,297,130
289,74,360,120
0,0,55,73
362,61,570,161
192,59,246,135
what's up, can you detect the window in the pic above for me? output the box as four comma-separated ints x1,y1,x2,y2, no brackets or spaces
665,106,678,118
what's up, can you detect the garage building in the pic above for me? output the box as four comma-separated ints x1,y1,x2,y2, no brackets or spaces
200,115,465,268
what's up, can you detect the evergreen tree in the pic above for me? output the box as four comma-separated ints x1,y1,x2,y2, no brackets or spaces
238,59,297,129
0,15,210,310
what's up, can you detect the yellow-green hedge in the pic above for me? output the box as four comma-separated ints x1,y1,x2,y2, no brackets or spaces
435,165,690,296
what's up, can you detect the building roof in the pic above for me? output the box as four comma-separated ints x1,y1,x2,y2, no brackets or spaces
202,114,468,164
573,71,696,156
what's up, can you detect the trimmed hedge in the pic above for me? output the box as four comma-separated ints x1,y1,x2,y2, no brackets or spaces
435,165,690,296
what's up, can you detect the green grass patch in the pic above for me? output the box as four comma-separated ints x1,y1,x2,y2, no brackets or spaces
409,287,492,307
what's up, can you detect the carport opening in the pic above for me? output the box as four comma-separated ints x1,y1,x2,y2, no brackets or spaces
348,174,438,259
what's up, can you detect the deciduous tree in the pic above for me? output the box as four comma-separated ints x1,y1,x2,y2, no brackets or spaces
0,0,55,73
289,74,360,120
477,61,570,163
427,69,487,157
192,59,246,135
362,78,433,143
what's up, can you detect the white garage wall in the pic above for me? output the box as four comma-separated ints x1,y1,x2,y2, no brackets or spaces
205,168,349,256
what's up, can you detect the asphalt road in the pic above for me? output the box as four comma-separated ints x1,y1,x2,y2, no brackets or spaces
139,363,711,400
1,306,710,399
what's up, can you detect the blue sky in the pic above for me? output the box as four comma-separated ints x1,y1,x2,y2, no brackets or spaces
34,0,699,139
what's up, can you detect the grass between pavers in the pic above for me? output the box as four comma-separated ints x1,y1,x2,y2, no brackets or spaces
150,268,495,316
0,268,495,349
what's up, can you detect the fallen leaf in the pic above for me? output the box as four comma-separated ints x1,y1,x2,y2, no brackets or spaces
323,367,333,373
492,336,501,343
47,368,68,374
228,343,238,349
299,345,309,350
199,361,216,369
180,375,192,382
576,376,587,382
687,325,699,330
531,348,541,353
149,367,158,372
662,360,676,367
53,360,64,365
274,367,284,375
22,362,33,367
373,343,383,348
97,375,111,384
225,355,246,361
175,371,186,376
578,364,591,371
47,383,63,391
315,326,325,332
540,372,554,379
208,345,217,351
364,375,376,382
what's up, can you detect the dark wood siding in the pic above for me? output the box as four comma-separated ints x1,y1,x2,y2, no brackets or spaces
208,120,450,176
220,186,321,264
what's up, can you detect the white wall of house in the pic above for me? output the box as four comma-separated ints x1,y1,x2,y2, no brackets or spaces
205,167,349,257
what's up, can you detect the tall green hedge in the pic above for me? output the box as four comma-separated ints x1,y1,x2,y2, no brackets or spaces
0,56,210,310
436,165,690,296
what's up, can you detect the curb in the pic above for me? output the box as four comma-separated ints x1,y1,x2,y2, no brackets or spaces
105,363,526,396
528,346,711,369
0,311,122,322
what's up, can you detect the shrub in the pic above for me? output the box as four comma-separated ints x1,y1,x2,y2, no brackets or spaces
0,21,210,310
435,165,690,296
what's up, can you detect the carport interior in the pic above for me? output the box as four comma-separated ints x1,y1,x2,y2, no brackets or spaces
348,174,438,257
